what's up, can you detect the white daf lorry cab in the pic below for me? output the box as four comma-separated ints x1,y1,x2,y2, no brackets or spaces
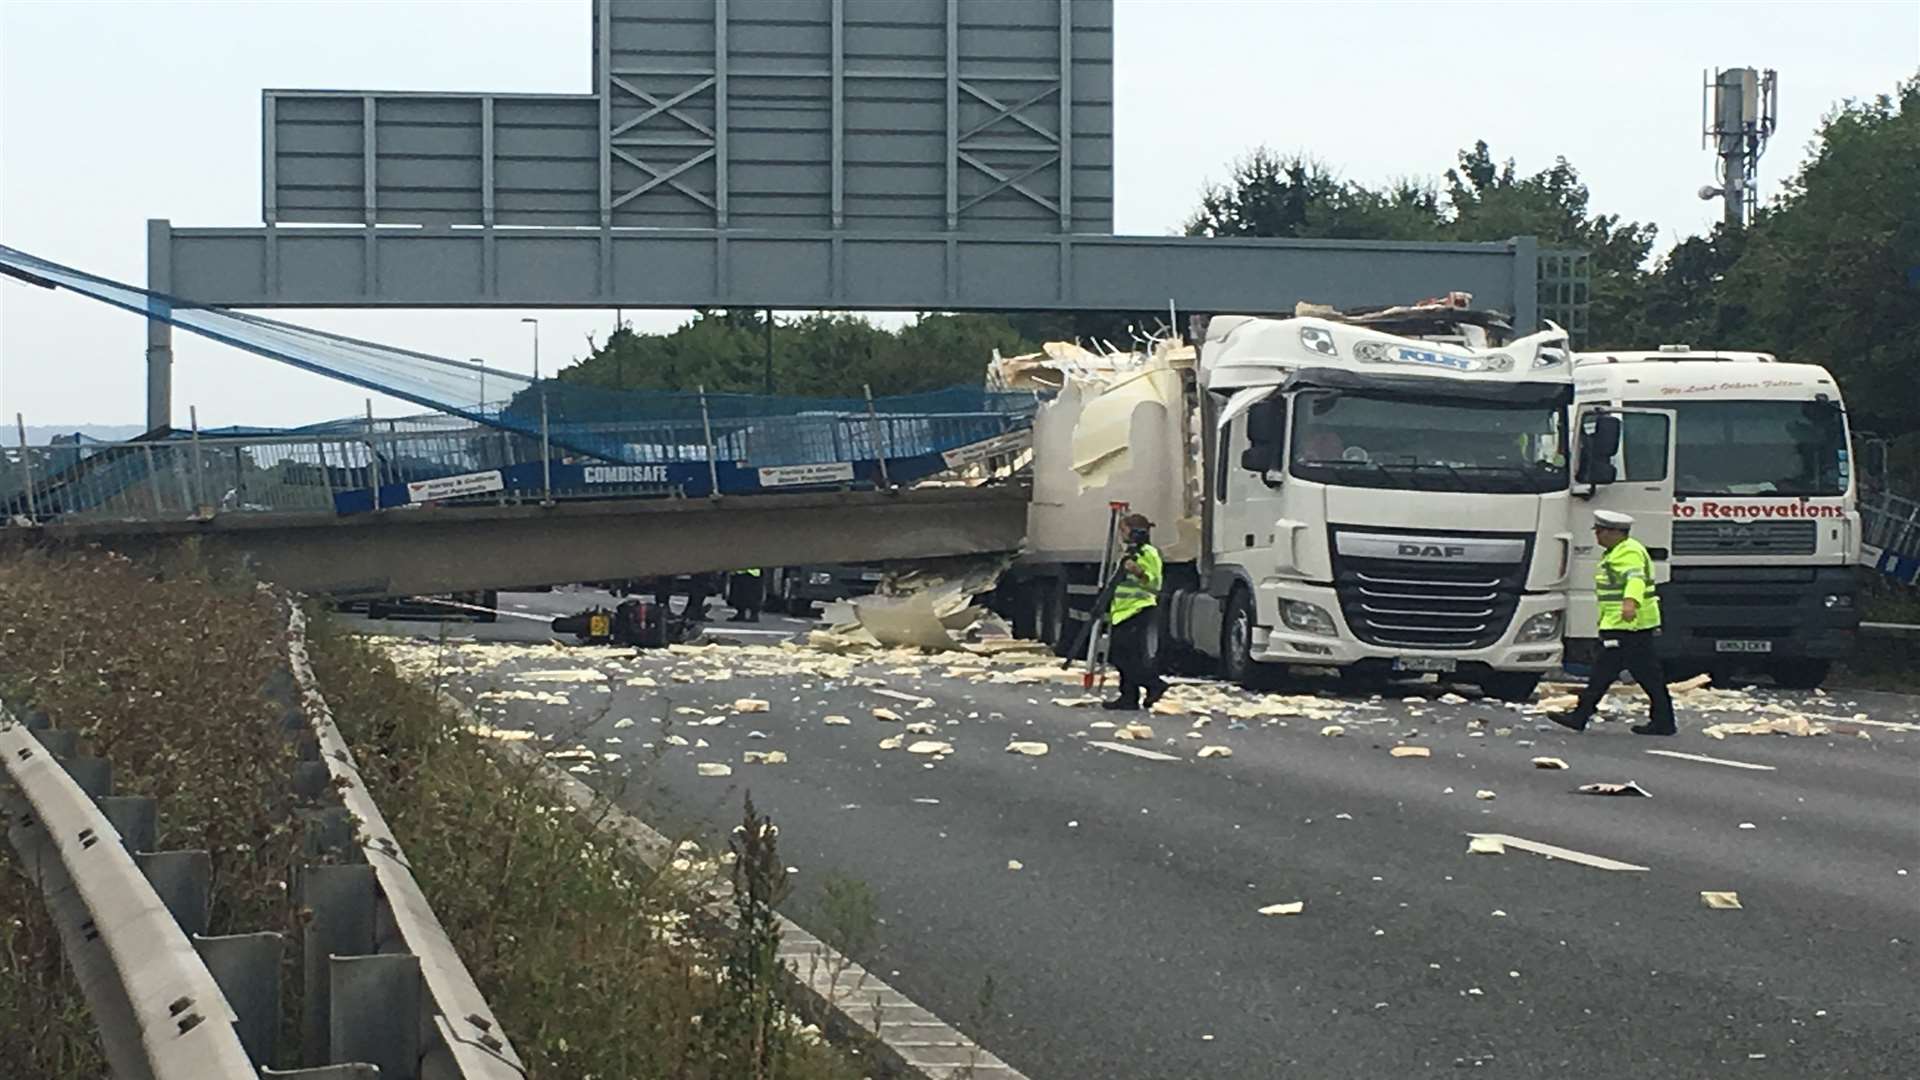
1000,304,1618,701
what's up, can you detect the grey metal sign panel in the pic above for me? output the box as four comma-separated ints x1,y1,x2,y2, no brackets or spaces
160,225,1538,328
263,0,1112,234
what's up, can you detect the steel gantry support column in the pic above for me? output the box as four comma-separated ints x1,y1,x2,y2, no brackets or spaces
145,219,173,432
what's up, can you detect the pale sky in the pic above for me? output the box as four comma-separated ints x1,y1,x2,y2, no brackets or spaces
2,0,1915,429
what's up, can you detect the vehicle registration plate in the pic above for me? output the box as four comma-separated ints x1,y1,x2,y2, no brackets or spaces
1393,656,1458,673
1715,639,1773,654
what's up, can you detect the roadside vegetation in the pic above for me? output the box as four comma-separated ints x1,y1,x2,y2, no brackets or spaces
306,620,862,1079
0,545,861,1079
0,545,298,1074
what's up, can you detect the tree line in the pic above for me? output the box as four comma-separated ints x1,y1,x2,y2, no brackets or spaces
554,76,1917,442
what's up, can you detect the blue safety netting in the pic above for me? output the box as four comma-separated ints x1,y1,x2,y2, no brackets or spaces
0,242,1037,467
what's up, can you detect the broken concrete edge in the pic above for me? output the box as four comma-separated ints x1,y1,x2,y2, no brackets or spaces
441,691,1027,1080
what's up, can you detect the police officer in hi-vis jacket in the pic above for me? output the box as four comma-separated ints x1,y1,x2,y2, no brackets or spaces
1551,510,1678,736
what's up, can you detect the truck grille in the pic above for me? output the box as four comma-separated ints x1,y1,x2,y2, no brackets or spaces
1329,530,1531,651
1672,519,1817,556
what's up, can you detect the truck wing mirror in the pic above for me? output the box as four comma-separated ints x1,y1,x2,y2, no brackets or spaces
1576,412,1621,485
1240,399,1286,474
1587,413,1621,456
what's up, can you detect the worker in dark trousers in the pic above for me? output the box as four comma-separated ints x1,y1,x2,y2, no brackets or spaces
1104,514,1169,711
727,568,765,623
1551,510,1677,735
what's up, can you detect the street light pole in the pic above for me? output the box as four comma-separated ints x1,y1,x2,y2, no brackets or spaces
521,317,550,504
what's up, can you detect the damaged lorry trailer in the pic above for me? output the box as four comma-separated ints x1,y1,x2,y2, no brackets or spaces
993,305,1584,701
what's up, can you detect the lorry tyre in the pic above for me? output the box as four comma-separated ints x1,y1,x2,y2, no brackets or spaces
1221,588,1261,688
1009,581,1039,641
1768,659,1830,690
1336,665,1387,695
1479,672,1541,703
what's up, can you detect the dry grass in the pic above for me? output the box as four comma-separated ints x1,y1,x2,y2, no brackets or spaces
0,544,301,1073
301,616,864,1079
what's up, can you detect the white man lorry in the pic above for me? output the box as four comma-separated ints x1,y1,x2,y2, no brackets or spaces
1570,347,1858,688
995,302,1617,701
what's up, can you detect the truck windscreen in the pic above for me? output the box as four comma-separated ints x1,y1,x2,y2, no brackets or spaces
1625,398,1847,497
1287,391,1568,494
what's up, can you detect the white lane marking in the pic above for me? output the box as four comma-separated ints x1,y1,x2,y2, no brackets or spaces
1467,833,1649,873
1832,716,1920,733
1644,748,1777,771
709,627,798,637
1088,740,1180,762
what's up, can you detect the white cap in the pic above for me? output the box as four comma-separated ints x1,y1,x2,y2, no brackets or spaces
1593,510,1635,529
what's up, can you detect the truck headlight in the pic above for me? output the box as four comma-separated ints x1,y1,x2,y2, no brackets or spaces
1299,327,1339,357
1517,610,1563,642
1281,600,1338,637
809,572,834,586
1821,593,1852,610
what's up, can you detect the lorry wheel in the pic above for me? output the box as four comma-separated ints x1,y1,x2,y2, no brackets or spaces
1221,589,1260,688
1768,660,1830,690
1009,582,1039,641
1336,665,1387,696
1479,672,1542,703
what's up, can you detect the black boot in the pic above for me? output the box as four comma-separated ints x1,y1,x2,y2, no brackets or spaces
1101,698,1140,712
1548,711,1589,733
1630,722,1676,736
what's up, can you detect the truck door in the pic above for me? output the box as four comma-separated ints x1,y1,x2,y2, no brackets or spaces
1568,407,1677,642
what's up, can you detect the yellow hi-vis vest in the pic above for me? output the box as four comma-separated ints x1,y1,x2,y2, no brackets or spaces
1110,543,1162,626
1596,536,1661,631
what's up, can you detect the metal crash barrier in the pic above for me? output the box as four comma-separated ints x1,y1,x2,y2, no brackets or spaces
0,604,525,1077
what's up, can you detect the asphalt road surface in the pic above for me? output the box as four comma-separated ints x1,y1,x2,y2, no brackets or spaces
359,594,1919,1079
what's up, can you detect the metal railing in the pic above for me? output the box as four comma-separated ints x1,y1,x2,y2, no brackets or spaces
1,703,258,1077
281,602,525,1078
0,604,525,1077
5,406,1030,525
1861,489,1920,585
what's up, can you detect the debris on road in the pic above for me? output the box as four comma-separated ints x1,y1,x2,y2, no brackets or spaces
696,763,733,778
734,697,771,713
1052,696,1103,707
1474,789,1497,800
1534,694,1580,713
878,735,905,751
517,668,609,683
664,734,689,746
1007,860,1024,871
905,722,939,734
464,724,537,741
1115,722,1155,741
1389,745,1431,759
823,715,852,726
907,740,953,755
1531,756,1569,770
1701,891,1742,910
1006,741,1050,756
1320,725,1346,737
1197,745,1233,759
1467,836,1507,855
872,707,904,722
612,717,637,729
1703,715,1831,739
1258,901,1305,916
1576,780,1652,797
873,687,937,708
743,750,789,765
1437,693,1469,705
